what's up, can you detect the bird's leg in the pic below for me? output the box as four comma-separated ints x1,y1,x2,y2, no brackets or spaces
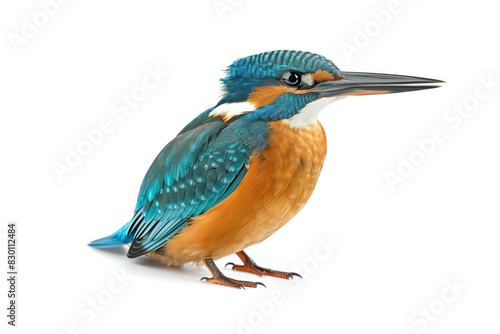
201,258,265,289
226,251,302,280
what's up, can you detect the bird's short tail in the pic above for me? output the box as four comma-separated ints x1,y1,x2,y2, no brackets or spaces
88,220,133,248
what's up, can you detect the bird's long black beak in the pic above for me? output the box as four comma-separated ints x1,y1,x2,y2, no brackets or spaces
313,72,444,97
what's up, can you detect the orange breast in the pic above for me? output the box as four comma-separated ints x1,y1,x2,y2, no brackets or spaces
149,120,327,265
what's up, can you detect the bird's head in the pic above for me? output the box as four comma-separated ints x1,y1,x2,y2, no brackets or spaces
210,50,442,129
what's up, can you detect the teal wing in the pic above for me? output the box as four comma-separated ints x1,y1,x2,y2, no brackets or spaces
126,119,251,258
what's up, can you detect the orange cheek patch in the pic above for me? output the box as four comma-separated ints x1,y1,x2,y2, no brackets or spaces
311,70,335,83
248,85,313,108
248,86,296,108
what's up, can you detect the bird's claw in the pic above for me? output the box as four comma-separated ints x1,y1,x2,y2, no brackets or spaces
289,272,303,280
226,261,302,280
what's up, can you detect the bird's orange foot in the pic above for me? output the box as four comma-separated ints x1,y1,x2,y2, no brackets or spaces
200,276,265,289
225,251,302,280
202,258,265,289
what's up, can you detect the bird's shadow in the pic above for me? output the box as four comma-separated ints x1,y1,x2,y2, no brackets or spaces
133,256,170,269
94,247,175,269
120,250,205,279
92,247,208,280
96,247,128,257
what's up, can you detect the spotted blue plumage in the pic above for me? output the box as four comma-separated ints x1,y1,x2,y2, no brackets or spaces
228,50,340,79
89,113,270,257
128,119,257,257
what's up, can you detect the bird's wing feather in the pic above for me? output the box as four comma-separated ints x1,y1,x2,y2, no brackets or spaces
127,120,251,258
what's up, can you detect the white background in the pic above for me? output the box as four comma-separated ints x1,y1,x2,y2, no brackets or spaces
1,0,499,333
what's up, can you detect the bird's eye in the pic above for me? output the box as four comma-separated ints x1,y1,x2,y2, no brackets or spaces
281,71,302,86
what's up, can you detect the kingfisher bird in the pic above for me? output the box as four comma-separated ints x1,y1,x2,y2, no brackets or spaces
89,50,442,288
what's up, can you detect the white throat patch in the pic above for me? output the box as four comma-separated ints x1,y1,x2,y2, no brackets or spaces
284,96,345,129
209,102,256,120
